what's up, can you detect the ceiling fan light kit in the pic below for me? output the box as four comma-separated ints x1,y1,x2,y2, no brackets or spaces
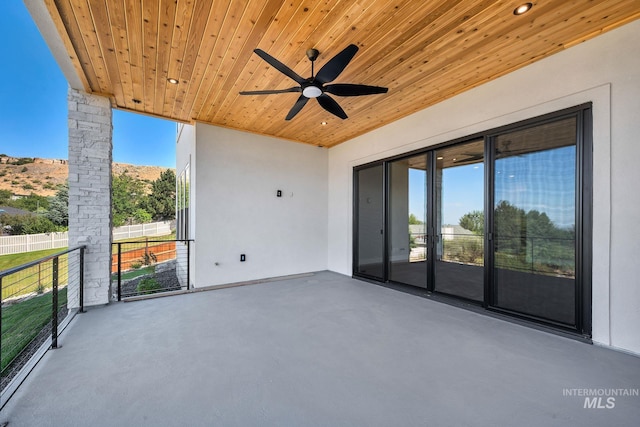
239,44,388,120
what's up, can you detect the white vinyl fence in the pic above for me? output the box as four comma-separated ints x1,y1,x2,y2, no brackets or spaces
0,221,173,256
0,232,68,256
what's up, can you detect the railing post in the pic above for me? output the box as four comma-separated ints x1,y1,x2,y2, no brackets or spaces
51,257,59,349
531,237,534,273
79,246,85,313
187,240,191,291
117,243,122,302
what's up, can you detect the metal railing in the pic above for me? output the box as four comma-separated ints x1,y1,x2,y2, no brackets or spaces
1,245,85,399
436,233,575,277
440,233,484,266
111,239,192,300
493,235,575,278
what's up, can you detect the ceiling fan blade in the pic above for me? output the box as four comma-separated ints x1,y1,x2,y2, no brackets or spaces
239,87,302,95
315,44,359,84
324,83,388,97
317,94,347,119
285,95,310,121
254,49,306,85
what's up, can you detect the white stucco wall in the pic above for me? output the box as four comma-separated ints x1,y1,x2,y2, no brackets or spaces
327,20,640,354
191,124,328,286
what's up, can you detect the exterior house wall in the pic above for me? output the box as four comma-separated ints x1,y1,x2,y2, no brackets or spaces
188,124,328,286
328,20,640,355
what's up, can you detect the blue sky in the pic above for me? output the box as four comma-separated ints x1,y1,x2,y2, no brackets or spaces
0,2,176,168
408,146,575,228
409,165,484,226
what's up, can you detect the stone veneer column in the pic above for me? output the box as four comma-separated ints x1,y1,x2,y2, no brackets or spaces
67,88,113,307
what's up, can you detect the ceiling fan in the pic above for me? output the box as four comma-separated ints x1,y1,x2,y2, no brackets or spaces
239,44,388,120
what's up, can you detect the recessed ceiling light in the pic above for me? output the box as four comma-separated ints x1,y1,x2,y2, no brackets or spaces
437,156,444,160
513,3,533,15
167,78,179,84
321,121,327,126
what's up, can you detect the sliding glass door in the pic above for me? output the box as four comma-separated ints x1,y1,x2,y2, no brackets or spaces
490,118,578,326
352,105,591,335
434,140,484,301
354,164,385,280
388,154,428,288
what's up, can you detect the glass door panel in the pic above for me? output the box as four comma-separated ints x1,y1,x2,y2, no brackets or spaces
388,154,428,288
355,165,385,279
492,118,577,325
434,140,485,301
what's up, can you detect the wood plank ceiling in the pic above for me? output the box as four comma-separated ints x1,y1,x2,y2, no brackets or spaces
46,0,640,148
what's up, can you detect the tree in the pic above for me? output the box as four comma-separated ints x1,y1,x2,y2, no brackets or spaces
47,183,69,227
0,214,60,235
408,213,423,225
143,169,176,220
133,208,152,224
112,173,147,226
494,201,527,239
12,193,49,212
459,210,484,235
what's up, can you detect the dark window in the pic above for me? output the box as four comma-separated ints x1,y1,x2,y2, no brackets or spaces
490,118,577,326
354,164,385,280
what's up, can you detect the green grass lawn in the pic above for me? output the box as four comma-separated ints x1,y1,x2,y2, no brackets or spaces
0,232,175,300
111,265,155,281
1,249,70,300
1,288,67,372
0,248,64,272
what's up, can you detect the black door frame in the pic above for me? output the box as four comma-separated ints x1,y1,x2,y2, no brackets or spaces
352,103,592,337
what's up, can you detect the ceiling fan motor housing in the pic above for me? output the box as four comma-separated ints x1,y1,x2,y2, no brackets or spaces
306,48,320,61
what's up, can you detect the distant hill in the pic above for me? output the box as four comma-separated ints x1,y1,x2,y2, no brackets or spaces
0,154,173,197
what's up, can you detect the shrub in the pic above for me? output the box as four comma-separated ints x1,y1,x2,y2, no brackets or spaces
444,237,484,265
137,277,161,295
143,251,157,266
0,214,61,235
130,261,142,269
11,158,34,166
21,166,28,173
22,184,34,190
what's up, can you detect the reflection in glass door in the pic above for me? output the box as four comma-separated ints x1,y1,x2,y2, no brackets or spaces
355,165,385,280
388,154,428,288
492,117,577,325
434,140,484,300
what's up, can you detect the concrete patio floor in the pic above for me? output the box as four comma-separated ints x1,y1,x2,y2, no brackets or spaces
1,271,639,426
